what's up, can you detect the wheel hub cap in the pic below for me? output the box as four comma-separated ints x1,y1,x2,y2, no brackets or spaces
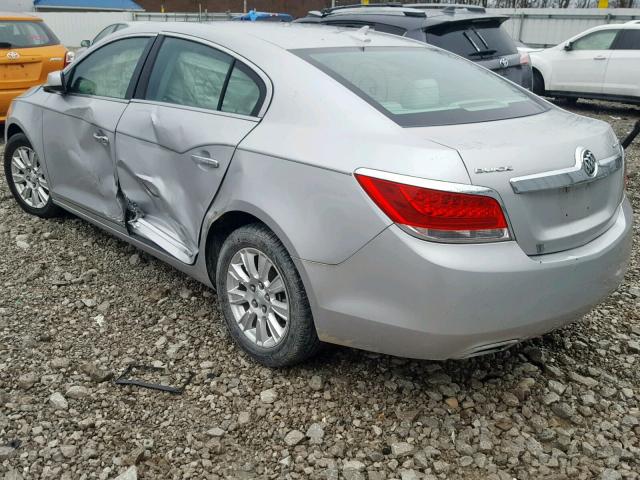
226,248,289,348
10,146,49,209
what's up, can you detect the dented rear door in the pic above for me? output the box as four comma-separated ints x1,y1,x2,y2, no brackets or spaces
114,36,266,264
42,36,152,224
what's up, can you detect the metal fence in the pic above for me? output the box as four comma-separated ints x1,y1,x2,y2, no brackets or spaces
33,7,640,48
487,8,640,47
132,12,240,22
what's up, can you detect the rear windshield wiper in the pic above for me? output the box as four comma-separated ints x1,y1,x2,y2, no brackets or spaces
0,42,14,48
468,49,497,57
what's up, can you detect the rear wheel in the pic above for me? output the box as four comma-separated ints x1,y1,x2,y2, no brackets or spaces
215,223,320,367
563,97,579,106
3,133,61,218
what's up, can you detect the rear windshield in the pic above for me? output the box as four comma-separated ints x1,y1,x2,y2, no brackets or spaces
0,20,59,48
295,46,547,127
425,19,517,59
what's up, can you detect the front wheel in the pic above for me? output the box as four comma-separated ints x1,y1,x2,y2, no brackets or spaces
532,70,545,96
215,223,321,367
4,133,61,218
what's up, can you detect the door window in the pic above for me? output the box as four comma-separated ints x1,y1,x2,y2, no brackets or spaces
613,29,640,50
145,37,234,110
572,30,619,50
144,37,265,116
67,37,150,99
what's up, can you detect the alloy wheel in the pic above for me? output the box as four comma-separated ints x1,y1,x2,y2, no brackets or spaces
11,146,49,209
225,247,290,348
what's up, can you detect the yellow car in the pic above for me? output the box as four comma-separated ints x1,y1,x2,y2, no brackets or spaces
1,13,72,122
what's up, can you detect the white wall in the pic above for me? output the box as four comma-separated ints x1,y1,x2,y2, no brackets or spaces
32,12,134,47
2,0,34,12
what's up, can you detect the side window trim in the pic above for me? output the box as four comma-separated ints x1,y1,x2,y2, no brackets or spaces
217,58,236,111
64,34,155,102
133,32,271,118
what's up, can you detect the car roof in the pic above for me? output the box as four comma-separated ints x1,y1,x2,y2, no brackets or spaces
0,12,43,21
119,21,422,50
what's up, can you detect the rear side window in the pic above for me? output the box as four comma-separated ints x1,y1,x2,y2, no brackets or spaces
613,29,640,50
0,20,58,48
425,20,516,59
572,30,619,50
68,37,150,99
221,63,264,116
144,37,265,116
296,46,547,127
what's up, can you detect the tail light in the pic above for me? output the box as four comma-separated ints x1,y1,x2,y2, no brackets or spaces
64,51,75,67
519,52,530,65
355,170,510,243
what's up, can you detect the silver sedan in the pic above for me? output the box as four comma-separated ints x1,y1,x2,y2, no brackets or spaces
4,22,633,366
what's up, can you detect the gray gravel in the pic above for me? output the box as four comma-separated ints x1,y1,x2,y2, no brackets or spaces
1,99,639,480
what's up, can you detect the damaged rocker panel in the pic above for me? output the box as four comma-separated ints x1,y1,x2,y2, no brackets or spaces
128,216,197,264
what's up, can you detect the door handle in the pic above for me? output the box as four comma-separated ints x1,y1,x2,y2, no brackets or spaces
593,55,607,60
191,154,219,169
92,132,109,145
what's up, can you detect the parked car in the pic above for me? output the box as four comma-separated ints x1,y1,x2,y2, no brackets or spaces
0,12,73,122
4,22,632,366
296,3,533,89
531,21,640,105
233,10,293,22
76,22,133,56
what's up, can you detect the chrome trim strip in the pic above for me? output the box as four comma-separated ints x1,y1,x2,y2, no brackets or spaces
355,167,491,194
354,167,516,241
510,149,623,194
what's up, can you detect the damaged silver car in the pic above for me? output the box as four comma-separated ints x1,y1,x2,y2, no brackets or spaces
4,23,633,366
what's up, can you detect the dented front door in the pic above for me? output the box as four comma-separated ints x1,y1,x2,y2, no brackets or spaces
41,36,152,224
42,95,127,223
115,101,258,263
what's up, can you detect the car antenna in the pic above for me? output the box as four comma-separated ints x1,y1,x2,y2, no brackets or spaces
348,25,372,44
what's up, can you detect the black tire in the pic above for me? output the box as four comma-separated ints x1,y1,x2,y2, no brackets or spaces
4,133,61,218
215,223,321,367
563,97,579,106
532,70,545,95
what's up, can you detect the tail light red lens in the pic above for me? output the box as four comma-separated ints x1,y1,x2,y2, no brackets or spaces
355,173,510,243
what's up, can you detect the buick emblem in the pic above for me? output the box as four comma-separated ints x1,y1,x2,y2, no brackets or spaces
499,57,509,68
581,149,597,177
6,51,20,60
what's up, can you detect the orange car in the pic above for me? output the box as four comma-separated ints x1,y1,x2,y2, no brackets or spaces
1,13,72,122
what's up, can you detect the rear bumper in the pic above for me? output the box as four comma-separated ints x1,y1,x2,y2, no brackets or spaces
0,88,27,122
299,197,633,360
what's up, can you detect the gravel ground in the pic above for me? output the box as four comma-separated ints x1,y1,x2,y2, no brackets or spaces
1,99,639,480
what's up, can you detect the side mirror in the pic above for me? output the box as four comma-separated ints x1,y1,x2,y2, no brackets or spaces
43,71,65,93
80,39,91,48
563,42,573,51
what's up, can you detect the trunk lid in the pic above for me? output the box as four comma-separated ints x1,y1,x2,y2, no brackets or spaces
410,108,624,255
0,45,66,91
